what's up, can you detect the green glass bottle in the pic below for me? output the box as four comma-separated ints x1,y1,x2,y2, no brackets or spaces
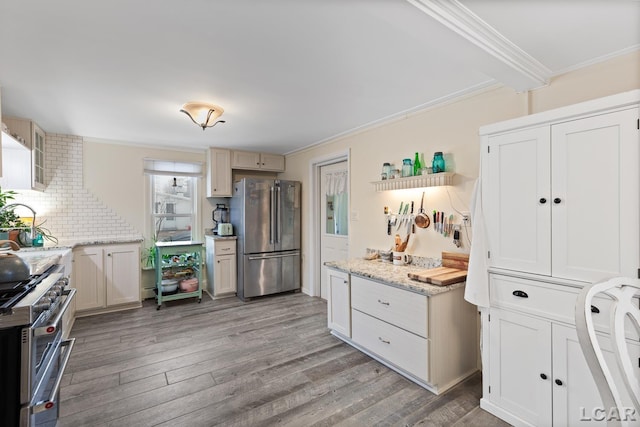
413,152,421,176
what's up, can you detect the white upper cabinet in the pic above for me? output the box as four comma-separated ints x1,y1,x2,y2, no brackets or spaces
0,117,46,191
550,108,638,282
482,93,639,283
484,126,551,275
231,150,285,172
206,147,232,197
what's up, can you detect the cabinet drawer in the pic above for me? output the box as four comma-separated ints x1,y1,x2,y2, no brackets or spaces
490,274,639,340
352,309,429,382
351,276,428,338
215,240,236,255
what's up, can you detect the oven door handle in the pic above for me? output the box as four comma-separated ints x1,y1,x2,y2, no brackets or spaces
34,288,76,337
31,338,76,414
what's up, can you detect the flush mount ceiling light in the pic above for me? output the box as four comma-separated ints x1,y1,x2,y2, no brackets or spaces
180,102,226,130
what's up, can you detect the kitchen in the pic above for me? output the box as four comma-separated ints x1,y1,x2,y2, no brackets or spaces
0,1,639,426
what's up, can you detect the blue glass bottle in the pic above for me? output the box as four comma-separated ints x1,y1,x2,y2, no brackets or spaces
32,233,44,247
432,152,445,173
402,159,412,177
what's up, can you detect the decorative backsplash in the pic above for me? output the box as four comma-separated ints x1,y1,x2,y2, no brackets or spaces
10,133,140,245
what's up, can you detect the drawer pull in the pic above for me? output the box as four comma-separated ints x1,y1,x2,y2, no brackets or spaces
377,299,390,306
591,305,600,314
555,379,563,386
512,290,528,298
378,337,390,344
540,373,548,380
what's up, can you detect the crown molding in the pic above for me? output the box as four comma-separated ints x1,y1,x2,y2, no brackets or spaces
407,0,552,91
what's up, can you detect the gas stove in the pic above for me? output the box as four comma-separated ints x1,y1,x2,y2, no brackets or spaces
0,266,68,329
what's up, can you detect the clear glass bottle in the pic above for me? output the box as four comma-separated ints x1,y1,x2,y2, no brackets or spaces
402,158,412,177
432,152,445,173
413,152,421,176
381,162,391,180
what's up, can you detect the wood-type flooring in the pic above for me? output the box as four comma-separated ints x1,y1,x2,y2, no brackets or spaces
58,292,511,427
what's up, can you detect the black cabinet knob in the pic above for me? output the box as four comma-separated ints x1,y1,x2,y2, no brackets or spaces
512,290,528,298
540,373,547,380
539,198,547,204
554,198,562,204
591,305,600,314
555,379,563,386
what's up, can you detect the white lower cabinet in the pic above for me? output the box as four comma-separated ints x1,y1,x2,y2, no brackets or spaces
73,243,141,314
327,269,350,337
327,270,478,394
205,237,237,297
483,274,640,427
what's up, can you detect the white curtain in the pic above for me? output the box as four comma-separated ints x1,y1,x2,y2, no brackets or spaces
325,170,348,196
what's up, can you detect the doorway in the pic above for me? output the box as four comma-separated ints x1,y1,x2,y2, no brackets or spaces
319,161,349,300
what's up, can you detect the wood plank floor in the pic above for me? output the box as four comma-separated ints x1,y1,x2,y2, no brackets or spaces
58,293,511,427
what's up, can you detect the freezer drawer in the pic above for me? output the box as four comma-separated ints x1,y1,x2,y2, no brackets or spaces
241,251,300,299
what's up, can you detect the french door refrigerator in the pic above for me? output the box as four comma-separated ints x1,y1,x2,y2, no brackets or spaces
230,178,301,300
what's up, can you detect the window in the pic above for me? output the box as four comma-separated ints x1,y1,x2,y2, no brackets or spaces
145,160,202,242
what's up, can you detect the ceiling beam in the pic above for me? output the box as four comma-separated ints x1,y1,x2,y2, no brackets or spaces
407,0,552,92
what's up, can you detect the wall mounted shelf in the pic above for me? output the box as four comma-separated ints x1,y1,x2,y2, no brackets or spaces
371,172,454,191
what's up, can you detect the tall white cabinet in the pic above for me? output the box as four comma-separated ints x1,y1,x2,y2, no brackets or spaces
479,90,640,427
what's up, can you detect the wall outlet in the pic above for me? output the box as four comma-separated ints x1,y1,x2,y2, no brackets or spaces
461,212,471,225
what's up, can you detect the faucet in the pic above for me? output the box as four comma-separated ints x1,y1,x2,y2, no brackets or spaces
0,203,37,240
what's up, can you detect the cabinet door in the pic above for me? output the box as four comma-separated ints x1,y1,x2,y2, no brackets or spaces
214,254,236,295
551,108,639,282
73,246,105,311
552,323,640,426
105,244,140,306
484,126,551,275
207,148,232,197
488,309,552,426
31,123,45,191
231,150,261,170
260,153,285,171
327,269,350,337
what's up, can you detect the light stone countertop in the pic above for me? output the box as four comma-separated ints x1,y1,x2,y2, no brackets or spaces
56,236,144,248
204,235,238,241
325,258,466,297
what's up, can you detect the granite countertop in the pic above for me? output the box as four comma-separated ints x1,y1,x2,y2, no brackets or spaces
325,258,466,296
205,234,237,240
56,236,144,248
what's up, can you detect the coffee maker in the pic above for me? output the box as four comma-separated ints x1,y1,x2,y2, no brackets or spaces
212,204,229,234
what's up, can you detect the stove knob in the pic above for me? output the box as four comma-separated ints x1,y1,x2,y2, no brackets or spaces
36,302,51,312
57,278,69,287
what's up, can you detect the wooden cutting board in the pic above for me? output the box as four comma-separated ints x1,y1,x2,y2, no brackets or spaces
408,268,467,286
407,251,469,286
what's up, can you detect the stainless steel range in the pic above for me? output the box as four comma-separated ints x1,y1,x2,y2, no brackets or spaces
0,254,76,427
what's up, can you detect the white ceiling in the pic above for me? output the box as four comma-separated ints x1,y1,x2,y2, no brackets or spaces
0,0,638,154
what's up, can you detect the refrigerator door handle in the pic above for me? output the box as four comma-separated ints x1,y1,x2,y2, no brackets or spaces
276,184,282,245
248,251,300,261
269,185,275,244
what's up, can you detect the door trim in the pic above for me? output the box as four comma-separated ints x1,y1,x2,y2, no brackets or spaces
307,150,350,297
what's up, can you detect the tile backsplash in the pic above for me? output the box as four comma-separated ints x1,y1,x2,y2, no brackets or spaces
10,133,140,245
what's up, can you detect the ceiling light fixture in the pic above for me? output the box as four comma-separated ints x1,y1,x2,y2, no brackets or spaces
180,102,226,130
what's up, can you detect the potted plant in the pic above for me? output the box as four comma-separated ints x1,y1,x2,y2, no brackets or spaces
0,186,27,241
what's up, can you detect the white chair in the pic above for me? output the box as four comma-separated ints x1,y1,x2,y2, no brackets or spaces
575,277,640,427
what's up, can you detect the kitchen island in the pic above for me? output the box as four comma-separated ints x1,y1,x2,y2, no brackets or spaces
325,258,478,395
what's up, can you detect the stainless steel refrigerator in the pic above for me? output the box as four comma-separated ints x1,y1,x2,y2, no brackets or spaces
230,178,301,300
